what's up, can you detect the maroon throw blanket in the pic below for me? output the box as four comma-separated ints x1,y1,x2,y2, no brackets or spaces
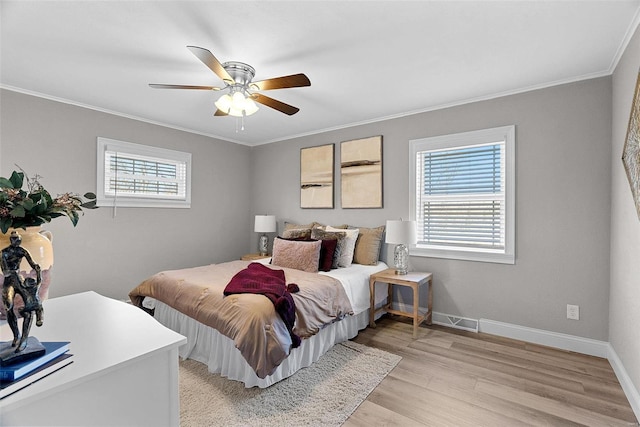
224,263,301,348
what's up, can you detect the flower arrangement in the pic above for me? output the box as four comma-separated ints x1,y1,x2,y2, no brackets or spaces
0,169,97,233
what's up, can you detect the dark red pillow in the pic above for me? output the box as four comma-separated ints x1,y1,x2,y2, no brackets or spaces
318,238,338,272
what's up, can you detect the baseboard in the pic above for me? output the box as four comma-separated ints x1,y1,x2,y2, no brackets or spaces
431,311,479,332
607,343,640,421
478,318,609,358
391,302,479,332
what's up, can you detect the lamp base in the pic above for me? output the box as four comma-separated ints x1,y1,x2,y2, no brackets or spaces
393,243,409,275
258,234,269,256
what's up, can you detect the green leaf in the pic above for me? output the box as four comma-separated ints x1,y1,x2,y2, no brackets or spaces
0,177,14,189
42,191,54,205
36,215,51,224
81,200,97,209
9,171,24,189
32,201,46,215
0,218,11,234
21,199,35,210
69,210,79,226
10,205,25,218
84,192,97,199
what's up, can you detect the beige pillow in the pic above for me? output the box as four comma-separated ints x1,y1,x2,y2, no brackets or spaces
271,238,321,273
311,228,346,269
284,221,318,231
326,226,359,267
282,228,312,240
352,225,385,265
313,223,349,230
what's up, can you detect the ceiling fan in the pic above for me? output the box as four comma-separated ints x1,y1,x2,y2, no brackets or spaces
150,46,311,118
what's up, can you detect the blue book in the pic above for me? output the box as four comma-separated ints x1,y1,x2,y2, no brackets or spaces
0,353,74,399
0,341,70,382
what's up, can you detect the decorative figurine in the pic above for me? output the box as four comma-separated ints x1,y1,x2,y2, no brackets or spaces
1,231,45,362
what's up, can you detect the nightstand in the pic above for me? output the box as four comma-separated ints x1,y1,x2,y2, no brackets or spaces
369,269,433,338
241,253,270,261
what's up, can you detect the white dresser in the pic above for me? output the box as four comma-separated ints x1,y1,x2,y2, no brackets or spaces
0,291,187,426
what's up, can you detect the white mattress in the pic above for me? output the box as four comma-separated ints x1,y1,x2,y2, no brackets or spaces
320,261,389,314
152,261,388,388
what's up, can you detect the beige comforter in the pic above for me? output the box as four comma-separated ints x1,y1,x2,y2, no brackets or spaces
129,260,353,378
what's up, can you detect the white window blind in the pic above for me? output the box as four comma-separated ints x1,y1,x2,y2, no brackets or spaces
105,152,187,199
410,126,515,264
97,138,191,208
417,143,505,250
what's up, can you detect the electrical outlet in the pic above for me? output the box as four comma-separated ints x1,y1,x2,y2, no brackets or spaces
567,304,580,320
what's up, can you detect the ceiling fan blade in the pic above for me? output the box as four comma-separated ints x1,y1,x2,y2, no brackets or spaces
251,93,300,115
250,73,311,91
187,46,234,84
214,109,228,116
149,84,222,90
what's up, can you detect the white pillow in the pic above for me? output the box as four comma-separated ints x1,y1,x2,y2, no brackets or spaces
326,226,359,267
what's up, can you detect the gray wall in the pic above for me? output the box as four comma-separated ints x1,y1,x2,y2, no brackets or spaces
610,25,640,400
0,71,616,344
251,77,613,341
0,89,251,300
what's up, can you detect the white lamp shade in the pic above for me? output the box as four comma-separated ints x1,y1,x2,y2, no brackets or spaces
215,94,232,112
244,97,259,115
385,220,417,245
216,92,259,117
231,92,246,109
254,215,276,233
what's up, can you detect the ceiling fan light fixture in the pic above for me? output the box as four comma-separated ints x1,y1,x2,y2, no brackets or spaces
244,97,259,116
228,106,245,117
217,90,259,117
214,93,233,112
231,91,246,109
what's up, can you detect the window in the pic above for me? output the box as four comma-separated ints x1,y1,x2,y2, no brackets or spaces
410,125,515,264
97,137,191,208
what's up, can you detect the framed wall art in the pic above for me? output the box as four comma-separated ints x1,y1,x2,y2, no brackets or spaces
622,71,640,220
300,144,334,209
340,135,383,208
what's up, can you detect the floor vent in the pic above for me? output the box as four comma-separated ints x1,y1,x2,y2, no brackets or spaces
432,311,479,333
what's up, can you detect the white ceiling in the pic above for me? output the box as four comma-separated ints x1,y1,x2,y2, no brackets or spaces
2,1,639,146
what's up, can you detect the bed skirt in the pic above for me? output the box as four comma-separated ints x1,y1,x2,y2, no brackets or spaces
154,301,373,388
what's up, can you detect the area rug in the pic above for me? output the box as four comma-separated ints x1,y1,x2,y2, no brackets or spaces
179,340,401,426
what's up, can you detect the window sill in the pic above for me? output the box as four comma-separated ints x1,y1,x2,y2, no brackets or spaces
411,246,515,265
97,197,190,209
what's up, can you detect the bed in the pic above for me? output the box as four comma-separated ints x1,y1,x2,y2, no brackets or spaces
129,223,388,388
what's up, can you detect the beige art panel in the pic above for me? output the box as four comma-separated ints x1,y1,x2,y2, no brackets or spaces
300,144,334,208
341,136,383,208
622,71,640,220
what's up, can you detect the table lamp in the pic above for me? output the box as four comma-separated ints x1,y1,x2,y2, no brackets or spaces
254,215,276,256
385,219,417,275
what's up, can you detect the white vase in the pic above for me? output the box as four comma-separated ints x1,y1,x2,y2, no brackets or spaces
0,226,53,319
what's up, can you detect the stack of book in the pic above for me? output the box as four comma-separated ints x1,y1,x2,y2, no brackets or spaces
0,340,73,399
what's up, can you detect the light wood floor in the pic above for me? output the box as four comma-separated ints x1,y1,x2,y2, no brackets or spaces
345,316,638,427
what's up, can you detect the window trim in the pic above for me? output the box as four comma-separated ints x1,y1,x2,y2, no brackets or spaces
409,125,515,264
96,137,192,208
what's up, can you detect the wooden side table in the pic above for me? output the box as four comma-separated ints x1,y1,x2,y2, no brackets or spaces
369,269,433,338
241,253,270,261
